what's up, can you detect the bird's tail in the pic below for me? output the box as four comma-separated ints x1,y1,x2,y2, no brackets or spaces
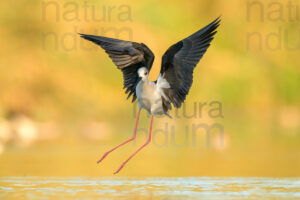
164,112,172,119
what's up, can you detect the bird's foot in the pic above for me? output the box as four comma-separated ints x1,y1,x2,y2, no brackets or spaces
113,162,127,174
97,152,109,164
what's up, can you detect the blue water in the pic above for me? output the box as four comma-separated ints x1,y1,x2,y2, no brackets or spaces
0,177,300,200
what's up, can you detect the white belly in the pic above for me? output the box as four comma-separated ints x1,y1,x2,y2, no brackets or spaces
136,80,164,115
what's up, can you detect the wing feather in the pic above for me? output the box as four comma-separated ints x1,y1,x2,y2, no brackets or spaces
160,17,221,111
80,34,154,102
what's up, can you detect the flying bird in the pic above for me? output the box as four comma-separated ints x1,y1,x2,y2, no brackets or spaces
80,17,220,174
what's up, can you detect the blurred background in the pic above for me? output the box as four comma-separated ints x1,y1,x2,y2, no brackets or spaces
0,0,299,177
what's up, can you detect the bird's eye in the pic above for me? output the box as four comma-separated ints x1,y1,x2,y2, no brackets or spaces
144,72,148,75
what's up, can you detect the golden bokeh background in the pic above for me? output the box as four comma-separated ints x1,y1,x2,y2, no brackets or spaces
0,0,299,177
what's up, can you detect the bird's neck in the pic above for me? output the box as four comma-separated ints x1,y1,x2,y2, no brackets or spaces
141,76,149,82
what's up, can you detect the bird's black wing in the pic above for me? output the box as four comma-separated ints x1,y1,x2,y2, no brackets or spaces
80,34,154,102
160,17,220,111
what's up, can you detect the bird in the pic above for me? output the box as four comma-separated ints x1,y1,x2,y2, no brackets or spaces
79,17,220,174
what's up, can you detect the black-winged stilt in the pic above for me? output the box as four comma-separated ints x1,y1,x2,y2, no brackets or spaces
80,17,220,174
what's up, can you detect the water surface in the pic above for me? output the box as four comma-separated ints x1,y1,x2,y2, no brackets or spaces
1,177,300,200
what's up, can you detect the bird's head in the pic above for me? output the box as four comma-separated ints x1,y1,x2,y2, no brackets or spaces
137,67,149,80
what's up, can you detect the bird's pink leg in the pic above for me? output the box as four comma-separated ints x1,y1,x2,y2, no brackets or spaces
97,109,142,164
114,115,154,174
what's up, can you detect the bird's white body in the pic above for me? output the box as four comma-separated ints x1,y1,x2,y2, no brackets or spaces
136,80,163,115
136,67,170,116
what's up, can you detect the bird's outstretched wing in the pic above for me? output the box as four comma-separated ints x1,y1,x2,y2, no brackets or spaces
160,17,220,112
80,34,154,102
